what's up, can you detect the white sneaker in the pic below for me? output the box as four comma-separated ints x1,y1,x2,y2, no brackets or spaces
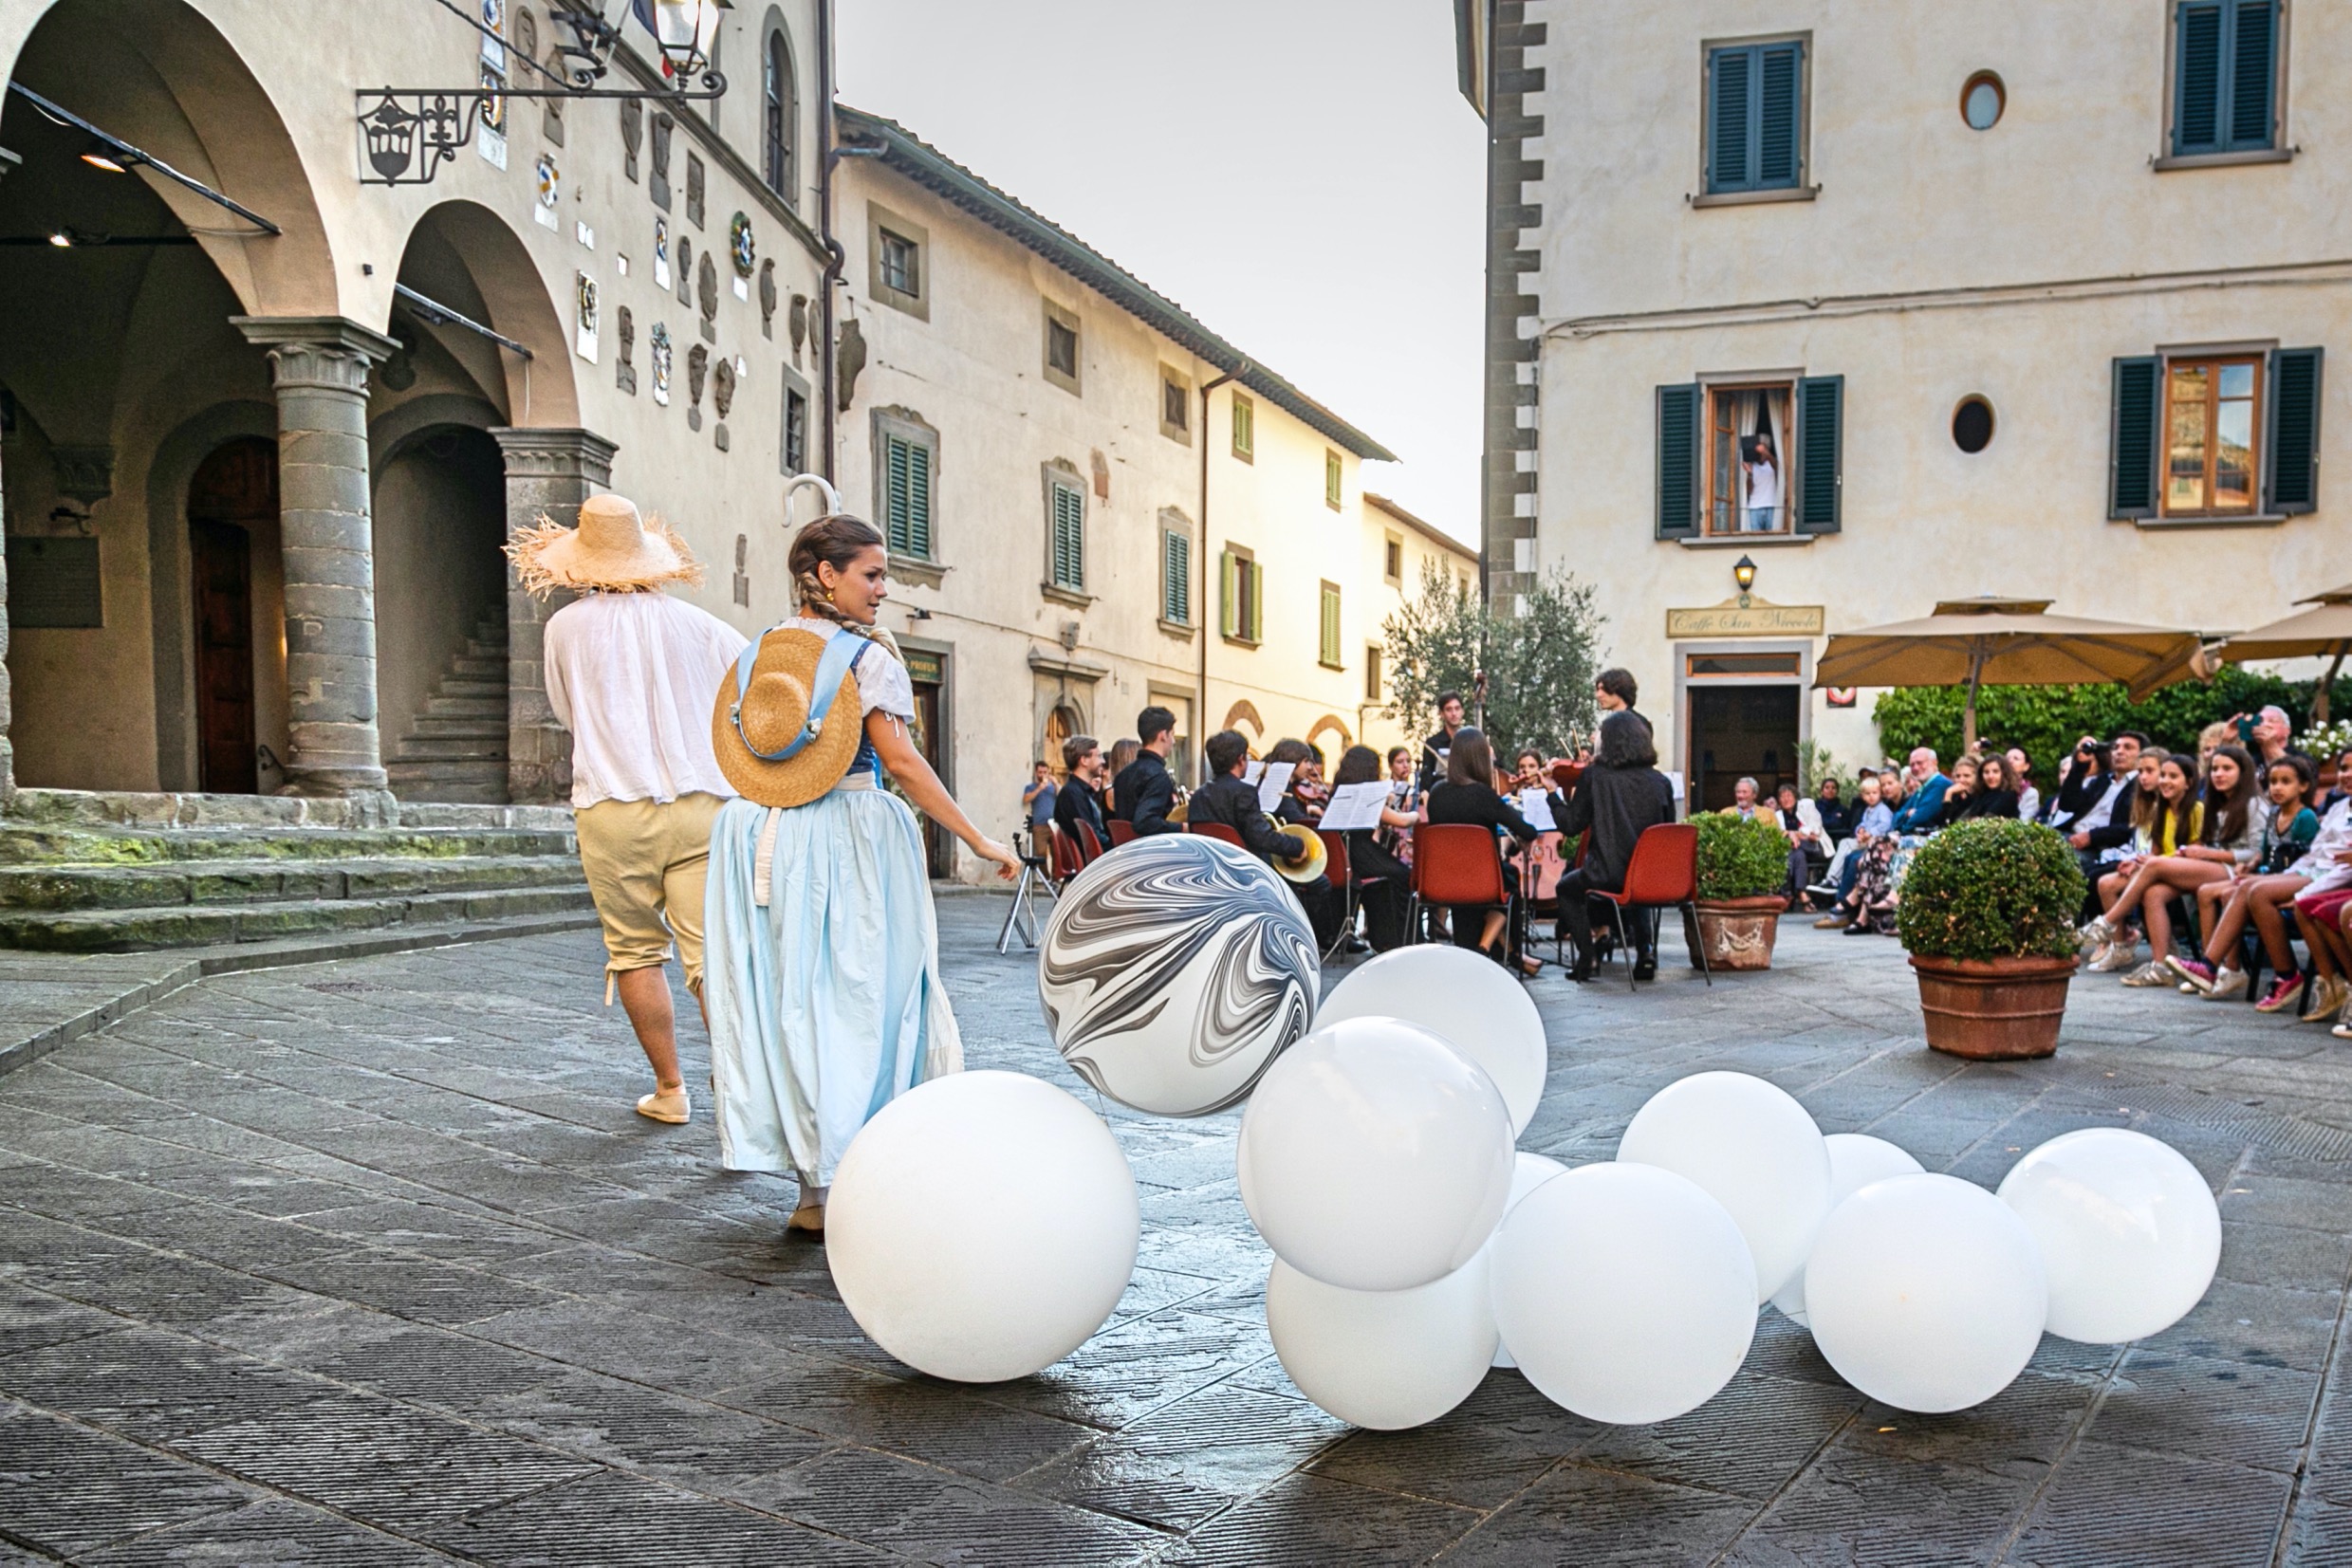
2205,967,2250,1001
2120,961,2174,987
2090,941,2142,973
2077,917,2114,955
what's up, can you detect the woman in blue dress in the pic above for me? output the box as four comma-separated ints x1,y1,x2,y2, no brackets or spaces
705,514,1018,1234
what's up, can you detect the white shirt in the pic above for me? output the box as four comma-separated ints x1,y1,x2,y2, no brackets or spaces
2071,775,2130,835
544,591,750,809
772,617,916,721
2289,798,2352,889
1746,458,1780,511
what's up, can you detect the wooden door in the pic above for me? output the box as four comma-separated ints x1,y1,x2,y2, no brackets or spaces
912,678,953,877
188,437,276,794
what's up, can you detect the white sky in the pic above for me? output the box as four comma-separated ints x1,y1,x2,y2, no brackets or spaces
835,0,1487,544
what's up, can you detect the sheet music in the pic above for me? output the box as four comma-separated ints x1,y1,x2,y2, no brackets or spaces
1517,789,1557,832
1242,761,1265,784
1664,770,1686,801
1255,762,1296,811
1320,782,1389,832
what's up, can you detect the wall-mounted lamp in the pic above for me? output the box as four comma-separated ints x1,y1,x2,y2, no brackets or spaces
1732,553,1757,605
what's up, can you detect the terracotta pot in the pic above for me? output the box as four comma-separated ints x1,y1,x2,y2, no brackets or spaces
1692,895,1788,971
1908,952,2081,1061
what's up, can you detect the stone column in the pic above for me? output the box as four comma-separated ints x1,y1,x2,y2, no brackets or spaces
231,317,398,800
489,427,618,805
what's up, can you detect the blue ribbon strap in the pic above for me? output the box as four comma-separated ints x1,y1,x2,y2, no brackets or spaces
731,626,872,762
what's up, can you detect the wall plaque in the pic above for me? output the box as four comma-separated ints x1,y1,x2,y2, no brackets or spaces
1664,598,1825,638
7,535,102,628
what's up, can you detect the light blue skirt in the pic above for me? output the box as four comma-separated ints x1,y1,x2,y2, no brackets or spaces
704,785,962,1183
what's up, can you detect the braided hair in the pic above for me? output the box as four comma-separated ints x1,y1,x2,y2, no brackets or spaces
788,513,904,662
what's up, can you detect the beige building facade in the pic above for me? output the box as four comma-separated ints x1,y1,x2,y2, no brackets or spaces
1466,0,2349,808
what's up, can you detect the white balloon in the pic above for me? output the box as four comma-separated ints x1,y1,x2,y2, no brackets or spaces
1618,1071,1832,1301
1771,1134,1926,1326
827,1071,1139,1382
1805,1173,2047,1412
1491,1153,1568,1369
1038,834,1319,1116
1267,1253,1498,1430
1997,1129,2221,1344
1488,1162,1758,1425
1318,946,1548,1135
1238,1016,1515,1292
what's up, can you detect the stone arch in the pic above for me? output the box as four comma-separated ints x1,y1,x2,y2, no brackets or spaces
1306,715,1353,763
387,200,580,428
1221,700,1264,738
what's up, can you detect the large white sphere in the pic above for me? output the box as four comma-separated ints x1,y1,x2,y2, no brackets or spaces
1488,1162,1758,1425
827,1071,1139,1382
1491,1153,1568,1369
1039,834,1319,1116
1267,1252,1497,1430
1618,1071,1832,1301
1805,1173,2047,1412
1997,1129,2220,1344
1238,1016,1515,1291
1317,946,1548,1135
1771,1134,1926,1326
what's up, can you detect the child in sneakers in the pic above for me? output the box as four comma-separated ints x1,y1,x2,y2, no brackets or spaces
2174,756,2319,999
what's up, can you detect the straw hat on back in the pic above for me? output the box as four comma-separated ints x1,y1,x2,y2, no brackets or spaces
505,493,703,597
712,624,874,808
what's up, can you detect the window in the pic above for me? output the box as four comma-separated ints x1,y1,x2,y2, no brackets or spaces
2109,348,2322,520
762,28,796,200
1961,70,2005,131
1231,393,1254,461
1383,533,1402,586
1221,546,1263,643
1160,366,1191,444
1657,376,1843,539
1319,582,1343,668
1952,396,1994,454
866,204,928,320
1364,645,1383,703
1704,39,1806,195
783,386,808,473
878,421,935,559
1047,472,1085,593
1161,526,1192,625
1043,301,1082,395
1324,450,1343,510
2172,1,2278,157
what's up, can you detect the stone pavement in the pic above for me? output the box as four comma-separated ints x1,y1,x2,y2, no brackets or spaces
5,897,2352,1565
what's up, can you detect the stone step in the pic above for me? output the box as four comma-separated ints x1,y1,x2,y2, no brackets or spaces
386,762,510,806
0,884,598,952
405,717,509,740
0,854,584,913
393,736,507,763
438,678,505,699
0,822,576,868
449,655,504,678
465,637,508,658
1,788,567,836
422,695,507,720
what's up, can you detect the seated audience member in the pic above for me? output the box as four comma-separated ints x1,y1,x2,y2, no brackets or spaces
1549,711,1675,982
1426,728,1542,975
1102,738,1139,816
1332,745,1416,951
2085,747,2183,971
1777,782,1829,908
2179,756,2319,998
2002,747,2042,822
1111,708,1182,837
1728,776,1769,821
1890,747,1951,836
2087,746,2259,987
1824,771,1897,916
1053,733,1109,856
1815,776,1853,845
1925,755,1981,829
1959,753,2023,820
2321,748,2352,817
1190,729,1343,947
2060,731,2145,916
2196,721,2232,778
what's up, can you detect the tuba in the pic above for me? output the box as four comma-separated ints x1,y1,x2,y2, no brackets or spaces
1269,819,1328,884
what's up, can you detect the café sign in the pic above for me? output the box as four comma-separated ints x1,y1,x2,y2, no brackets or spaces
1665,597,1826,638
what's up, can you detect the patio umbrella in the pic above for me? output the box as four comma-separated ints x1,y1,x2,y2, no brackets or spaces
2213,582,2352,725
1811,597,2206,754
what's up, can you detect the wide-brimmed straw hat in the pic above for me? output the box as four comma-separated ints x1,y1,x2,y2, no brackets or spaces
505,493,703,597
712,624,875,808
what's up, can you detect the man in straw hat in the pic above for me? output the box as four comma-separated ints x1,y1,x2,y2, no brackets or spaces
509,493,749,1126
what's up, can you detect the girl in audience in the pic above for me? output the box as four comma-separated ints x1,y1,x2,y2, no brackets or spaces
2005,747,2041,822
2084,748,2180,972
1960,753,2023,819
1103,738,1139,817
2176,755,2320,998
2172,757,2342,1008
2092,747,2257,986
1926,755,1981,828
2320,748,2352,816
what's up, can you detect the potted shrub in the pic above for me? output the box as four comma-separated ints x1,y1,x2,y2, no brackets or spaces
1690,812,1791,971
1896,818,2087,1060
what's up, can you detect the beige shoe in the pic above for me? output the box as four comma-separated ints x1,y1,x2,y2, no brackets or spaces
787,1200,826,1235
2305,975,2350,1024
636,1087,690,1124
2089,941,2141,973
1814,913,1850,930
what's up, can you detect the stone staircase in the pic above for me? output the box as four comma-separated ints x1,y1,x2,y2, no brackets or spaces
386,616,510,804
0,788,593,953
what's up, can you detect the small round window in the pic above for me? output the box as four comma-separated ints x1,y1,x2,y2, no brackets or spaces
1962,72,2006,131
1953,396,1996,453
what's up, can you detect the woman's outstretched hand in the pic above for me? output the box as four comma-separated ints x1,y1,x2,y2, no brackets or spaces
978,838,1021,881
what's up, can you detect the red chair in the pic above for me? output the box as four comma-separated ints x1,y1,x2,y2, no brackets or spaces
1406,824,1509,947
1589,822,1708,989
1074,821,1106,865
1316,829,1355,960
1046,821,1088,887
1188,821,1245,849
1107,819,1138,848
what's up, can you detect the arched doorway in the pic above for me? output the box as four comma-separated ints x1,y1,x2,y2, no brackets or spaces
185,437,275,793
1044,703,1082,783
374,425,509,802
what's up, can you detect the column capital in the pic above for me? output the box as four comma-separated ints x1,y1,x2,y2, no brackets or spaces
489,426,619,486
231,316,399,397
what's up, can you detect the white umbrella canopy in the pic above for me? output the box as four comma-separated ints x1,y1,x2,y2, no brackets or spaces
1812,597,2206,753
2214,582,2352,724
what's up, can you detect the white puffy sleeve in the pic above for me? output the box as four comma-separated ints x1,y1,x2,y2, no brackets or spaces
852,641,917,721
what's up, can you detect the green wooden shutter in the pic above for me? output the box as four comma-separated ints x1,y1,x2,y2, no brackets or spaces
2231,0,2276,148
1220,550,1238,637
1319,584,1341,666
1708,46,1750,192
1324,451,1343,509
1049,479,1084,589
2109,357,2163,519
1163,530,1191,622
1757,43,1803,188
1656,383,1701,539
2265,347,2324,515
1249,561,1266,642
904,441,932,558
2175,4,2223,154
1794,375,1843,534
882,435,912,554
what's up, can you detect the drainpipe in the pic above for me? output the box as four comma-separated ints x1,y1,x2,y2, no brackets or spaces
815,0,840,481
1197,360,1248,786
